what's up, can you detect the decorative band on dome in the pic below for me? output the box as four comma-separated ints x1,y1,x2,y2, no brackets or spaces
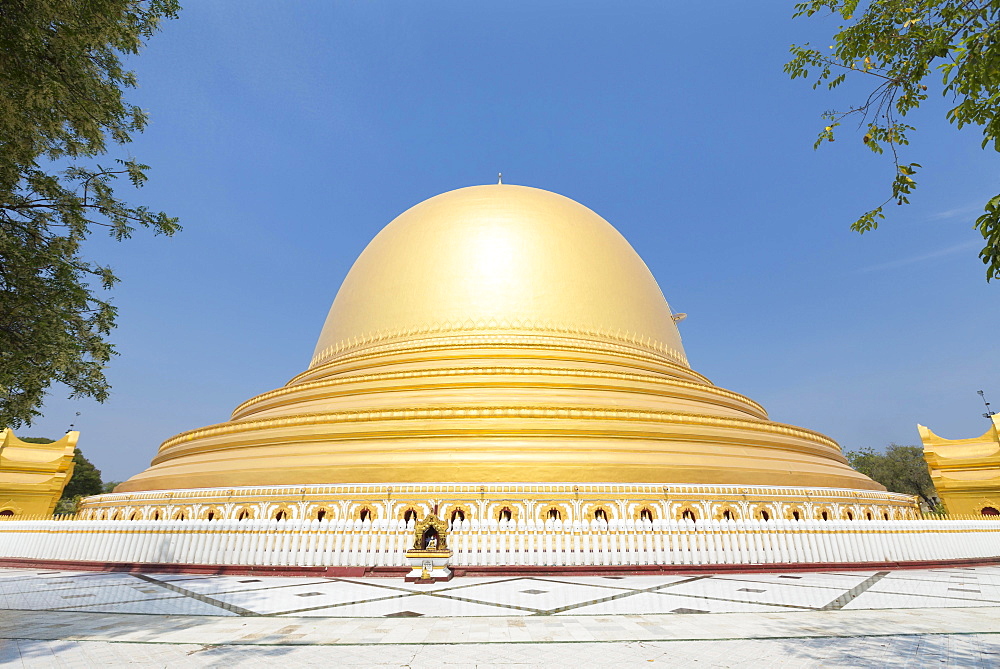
310,318,688,369
88,482,917,506
229,365,764,421
157,405,839,454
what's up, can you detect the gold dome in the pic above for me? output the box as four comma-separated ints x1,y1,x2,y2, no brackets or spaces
116,184,883,494
312,185,687,370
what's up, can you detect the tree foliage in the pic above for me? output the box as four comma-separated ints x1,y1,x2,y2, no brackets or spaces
17,436,54,444
22,437,104,513
786,0,1000,280
0,0,181,428
846,443,938,505
61,447,104,499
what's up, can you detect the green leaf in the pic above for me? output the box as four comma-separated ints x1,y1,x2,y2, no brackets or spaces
786,0,1000,281
0,0,181,427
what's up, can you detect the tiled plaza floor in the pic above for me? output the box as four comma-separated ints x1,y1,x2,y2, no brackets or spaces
1,566,999,666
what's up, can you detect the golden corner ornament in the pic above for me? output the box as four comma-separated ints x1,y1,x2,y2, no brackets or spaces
78,184,920,526
921,416,1000,516
0,430,77,517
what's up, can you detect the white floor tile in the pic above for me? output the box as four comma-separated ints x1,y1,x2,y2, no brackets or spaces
844,590,998,610
148,574,334,595
665,577,842,609
528,574,692,590
210,579,414,614
3,584,178,610
58,596,239,616
710,572,873,590
553,590,790,615
872,575,1000,602
287,593,525,617
439,578,622,612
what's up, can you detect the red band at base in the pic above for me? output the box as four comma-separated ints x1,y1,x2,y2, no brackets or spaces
2,556,998,578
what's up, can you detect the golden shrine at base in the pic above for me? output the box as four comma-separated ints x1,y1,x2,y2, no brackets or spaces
920,416,1000,516
0,430,77,517
80,185,918,522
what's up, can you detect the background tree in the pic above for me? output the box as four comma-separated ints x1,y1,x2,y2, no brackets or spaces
846,443,938,506
61,447,104,500
786,0,1000,279
21,437,104,513
0,0,181,428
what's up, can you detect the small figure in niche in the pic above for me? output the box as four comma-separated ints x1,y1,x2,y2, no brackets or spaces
409,513,449,550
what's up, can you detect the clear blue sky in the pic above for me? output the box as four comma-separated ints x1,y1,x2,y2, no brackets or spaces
28,2,1000,482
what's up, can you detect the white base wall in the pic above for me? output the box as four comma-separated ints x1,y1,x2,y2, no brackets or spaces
0,517,998,569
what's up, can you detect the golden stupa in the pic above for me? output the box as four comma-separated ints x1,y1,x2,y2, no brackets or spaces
84,185,917,523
